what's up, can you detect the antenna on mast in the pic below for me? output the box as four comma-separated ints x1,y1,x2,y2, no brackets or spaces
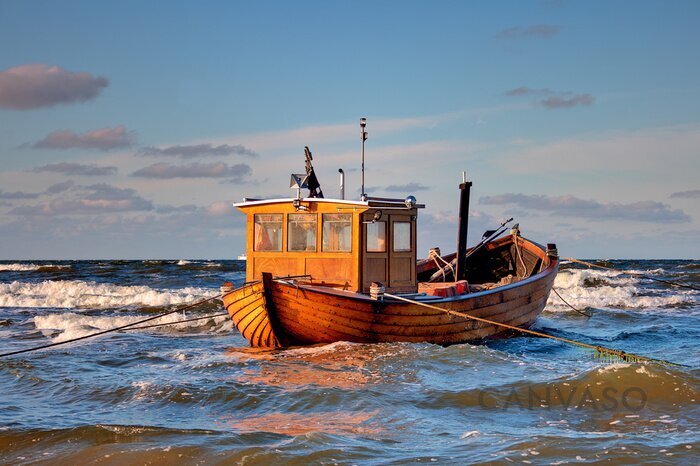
360,117,367,200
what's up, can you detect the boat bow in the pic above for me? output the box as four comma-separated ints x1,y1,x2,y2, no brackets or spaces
221,280,283,348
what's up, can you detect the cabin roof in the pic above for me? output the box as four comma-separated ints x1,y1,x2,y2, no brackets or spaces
234,197,368,208
234,196,425,209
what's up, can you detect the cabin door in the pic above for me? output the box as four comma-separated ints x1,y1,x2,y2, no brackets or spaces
362,213,388,291
388,214,416,291
361,212,416,292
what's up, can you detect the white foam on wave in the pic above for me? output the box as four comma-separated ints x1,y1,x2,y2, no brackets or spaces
176,260,221,268
34,312,148,342
627,267,665,276
34,311,231,342
282,341,356,356
0,263,71,272
0,263,41,272
547,268,696,312
0,280,217,309
594,362,632,374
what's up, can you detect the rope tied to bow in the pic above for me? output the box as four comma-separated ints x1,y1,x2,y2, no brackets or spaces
0,293,225,358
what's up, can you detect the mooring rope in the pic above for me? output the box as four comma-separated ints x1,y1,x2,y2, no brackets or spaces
564,257,699,292
552,287,592,317
384,292,684,367
0,294,223,358
428,248,454,282
122,312,229,331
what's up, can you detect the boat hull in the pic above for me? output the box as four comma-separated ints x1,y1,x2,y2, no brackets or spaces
222,236,558,348
221,281,282,348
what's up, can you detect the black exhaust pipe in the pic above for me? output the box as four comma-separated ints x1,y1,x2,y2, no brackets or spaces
455,174,472,281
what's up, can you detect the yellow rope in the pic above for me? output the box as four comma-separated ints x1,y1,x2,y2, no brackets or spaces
384,292,684,367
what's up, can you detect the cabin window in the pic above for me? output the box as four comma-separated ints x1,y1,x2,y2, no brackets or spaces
254,214,282,251
393,222,412,252
288,214,317,251
366,221,387,252
322,214,352,252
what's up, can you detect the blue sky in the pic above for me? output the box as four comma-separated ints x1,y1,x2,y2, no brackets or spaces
1,0,698,259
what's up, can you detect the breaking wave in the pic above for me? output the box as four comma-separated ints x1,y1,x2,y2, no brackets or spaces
0,263,71,272
34,311,231,342
175,260,225,270
0,280,217,309
547,268,697,312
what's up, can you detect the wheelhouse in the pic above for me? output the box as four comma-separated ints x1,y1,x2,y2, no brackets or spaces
235,196,424,293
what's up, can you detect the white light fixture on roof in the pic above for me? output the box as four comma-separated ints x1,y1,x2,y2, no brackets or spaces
290,173,309,196
290,173,309,190
290,173,310,211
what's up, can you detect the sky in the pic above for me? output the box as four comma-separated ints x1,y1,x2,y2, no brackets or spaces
0,0,698,259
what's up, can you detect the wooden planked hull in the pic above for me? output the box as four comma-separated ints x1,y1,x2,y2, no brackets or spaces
221,281,282,348
223,236,559,348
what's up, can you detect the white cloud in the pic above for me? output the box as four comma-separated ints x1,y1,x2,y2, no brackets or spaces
31,162,118,176
137,143,257,158
0,190,39,200
504,87,594,109
670,190,700,199
33,126,134,151
206,200,235,216
211,114,458,152
131,162,252,180
45,181,75,194
480,193,691,223
0,64,108,110
497,124,700,175
8,183,153,216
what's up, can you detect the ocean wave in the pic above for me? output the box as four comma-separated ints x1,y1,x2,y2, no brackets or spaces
547,269,697,312
177,260,225,270
280,341,358,357
226,410,381,436
34,313,145,342
34,311,231,342
0,280,217,309
0,263,71,272
626,268,666,276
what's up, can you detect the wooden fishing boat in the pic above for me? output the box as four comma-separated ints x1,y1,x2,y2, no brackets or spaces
221,125,559,348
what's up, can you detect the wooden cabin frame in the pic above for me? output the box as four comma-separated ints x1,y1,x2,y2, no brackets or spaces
235,197,421,294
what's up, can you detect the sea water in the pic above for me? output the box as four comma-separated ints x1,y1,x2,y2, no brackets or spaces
0,259,698,464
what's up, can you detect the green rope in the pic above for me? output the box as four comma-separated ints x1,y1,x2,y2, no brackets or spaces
385,292,685,368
